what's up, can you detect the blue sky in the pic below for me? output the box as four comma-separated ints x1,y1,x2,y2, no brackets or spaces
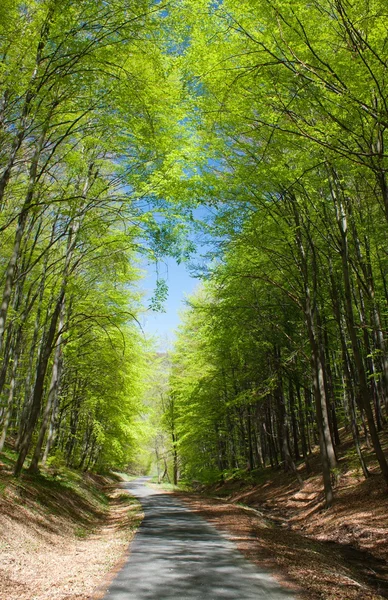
139,205,215,350
140,256,200,350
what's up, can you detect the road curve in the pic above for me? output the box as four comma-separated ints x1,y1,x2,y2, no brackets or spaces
103,477,296,600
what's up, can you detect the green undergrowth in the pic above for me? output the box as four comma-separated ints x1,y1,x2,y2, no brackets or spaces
151,478,193,493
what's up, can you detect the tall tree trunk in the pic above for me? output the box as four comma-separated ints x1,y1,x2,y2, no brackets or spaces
292,198,334,504
15,217,58,448
172,432,179,485
331,181,388,485
0,122,49,352
14,290,64,476
296,380,308,459
28,300,64,473
246,404,254,471
0,342,21,452
289,378,300,460
275,347,303,486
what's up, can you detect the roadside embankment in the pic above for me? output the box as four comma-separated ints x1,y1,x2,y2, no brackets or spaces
0,448,142,600
168,445,388,600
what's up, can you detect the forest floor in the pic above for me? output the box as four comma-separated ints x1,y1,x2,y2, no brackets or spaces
173,430,388,600
0,447,143,600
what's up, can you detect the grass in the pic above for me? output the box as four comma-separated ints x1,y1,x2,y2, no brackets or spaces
0,480,7,496
152,479,193,493
74,526,88,538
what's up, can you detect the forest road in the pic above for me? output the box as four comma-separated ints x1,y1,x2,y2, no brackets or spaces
103,477,296,600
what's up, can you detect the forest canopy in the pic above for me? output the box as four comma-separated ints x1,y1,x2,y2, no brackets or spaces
165,0,388,506
0,1,388,508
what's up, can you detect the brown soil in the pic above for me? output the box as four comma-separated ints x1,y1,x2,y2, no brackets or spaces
174,491,388,600
0,457,142,600
172,435,388,600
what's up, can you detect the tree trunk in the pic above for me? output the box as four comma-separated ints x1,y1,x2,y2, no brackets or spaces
289,378,300,460
28,300,64,473
14,290,64,476
0,348,20,452
332,184,388,484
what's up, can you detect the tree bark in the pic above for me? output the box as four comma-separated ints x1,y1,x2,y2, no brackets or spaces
331,180,388,484
14,290,64,476
28,299,64,473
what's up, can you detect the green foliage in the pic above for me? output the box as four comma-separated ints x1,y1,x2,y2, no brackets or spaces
149,279,169,313
166,0,388,493
45,451,67,472
1,0,387,500
0,0,194,475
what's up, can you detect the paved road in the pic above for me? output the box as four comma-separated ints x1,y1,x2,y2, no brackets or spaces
103,477,296,600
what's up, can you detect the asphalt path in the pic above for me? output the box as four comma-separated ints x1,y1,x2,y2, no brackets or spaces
103,477,296,600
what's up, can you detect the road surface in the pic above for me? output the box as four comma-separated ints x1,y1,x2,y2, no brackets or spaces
103,477,296,599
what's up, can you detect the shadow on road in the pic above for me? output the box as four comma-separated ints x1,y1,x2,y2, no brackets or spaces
104,478,295,600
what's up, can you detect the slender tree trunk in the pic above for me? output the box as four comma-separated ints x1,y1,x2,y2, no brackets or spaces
0,122,49,352
15,217,58,448
355,283,384,430
296,381,308,459
65,392,82,467
172,432,179,485
289,378,300,460
41,389,61,466
28,300,64,473
293,207,334,503
0,347,20,452
332,185,388,484
14,290,65,476
246,404,254,471
275,347,303,485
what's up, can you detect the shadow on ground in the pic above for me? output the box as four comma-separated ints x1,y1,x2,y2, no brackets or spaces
104,478,296,600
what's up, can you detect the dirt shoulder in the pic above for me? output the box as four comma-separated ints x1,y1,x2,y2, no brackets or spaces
214,460,388,564
0,452,142,600
174,491,388,600
169,439,388,600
